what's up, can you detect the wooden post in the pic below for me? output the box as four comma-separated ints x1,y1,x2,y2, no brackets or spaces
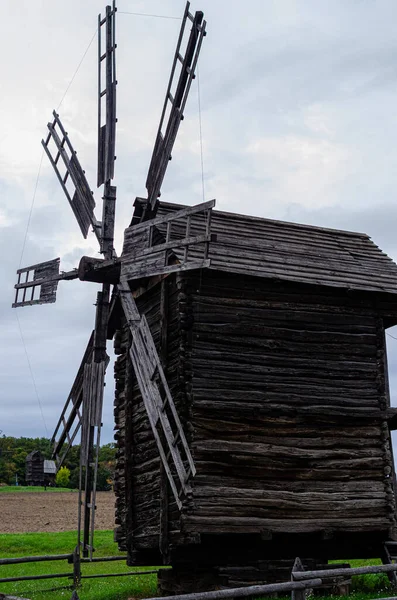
291,557,306,600
73,544,81,588
159,279,170,561
382,544,397,590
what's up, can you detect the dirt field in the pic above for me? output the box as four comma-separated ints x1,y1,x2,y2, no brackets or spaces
0,491,116,533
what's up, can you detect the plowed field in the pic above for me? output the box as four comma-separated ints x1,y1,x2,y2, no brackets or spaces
0,491,115,533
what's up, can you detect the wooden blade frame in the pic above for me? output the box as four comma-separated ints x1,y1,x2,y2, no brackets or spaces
50,332,95,468
97,1,117,188
13,258,60,307
13,258,78,308
145,2,207,218
77,286,111,559
42,112,100,240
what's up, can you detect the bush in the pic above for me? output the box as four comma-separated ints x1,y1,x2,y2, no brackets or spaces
55,466,70,488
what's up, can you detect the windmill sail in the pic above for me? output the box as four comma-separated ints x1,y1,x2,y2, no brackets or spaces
42,112,100,240
13,258,77,308
145,2,207,217
97,0,117,187
51,332,95,469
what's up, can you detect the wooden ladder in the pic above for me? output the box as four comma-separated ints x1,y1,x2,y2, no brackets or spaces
118,278,196,509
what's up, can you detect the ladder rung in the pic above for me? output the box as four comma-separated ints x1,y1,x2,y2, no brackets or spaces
168,91,174,105
172,431,180,447
100,89,107,98
100,52,107,62
177,52,183,63
162,397,169,411
99,9,115,27
63,171,69,184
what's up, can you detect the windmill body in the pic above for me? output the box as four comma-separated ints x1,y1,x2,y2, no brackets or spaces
12,1,397,593
109,198,397,591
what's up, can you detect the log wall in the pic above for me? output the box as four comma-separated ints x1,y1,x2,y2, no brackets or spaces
183,271,397,543
113,268,397,567
113,275,191,564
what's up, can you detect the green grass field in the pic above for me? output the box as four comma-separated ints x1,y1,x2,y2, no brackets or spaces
0,530,159,600
0,486,76,493
0,530,395,600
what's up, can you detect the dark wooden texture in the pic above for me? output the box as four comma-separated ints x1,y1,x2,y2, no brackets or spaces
182,271,397,538
123,201,397,296
121,200,214,282
114,267,397,570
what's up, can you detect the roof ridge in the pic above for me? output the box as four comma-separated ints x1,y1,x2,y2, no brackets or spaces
157,201,369,239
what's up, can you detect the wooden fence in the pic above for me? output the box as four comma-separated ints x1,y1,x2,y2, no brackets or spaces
2,554,397,599
0,548,160,587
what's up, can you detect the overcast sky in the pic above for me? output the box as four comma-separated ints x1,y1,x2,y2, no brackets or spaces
2,0,397,444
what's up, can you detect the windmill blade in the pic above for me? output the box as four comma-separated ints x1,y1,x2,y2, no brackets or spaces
118,278,196,509
78,286,111,558
13,258,78,308
50,287,110,559
145,2,207,218
97,1,117,187
51,332,95,469
42,112,101,241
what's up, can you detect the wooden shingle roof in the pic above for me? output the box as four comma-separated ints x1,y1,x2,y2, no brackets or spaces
125,201,397,294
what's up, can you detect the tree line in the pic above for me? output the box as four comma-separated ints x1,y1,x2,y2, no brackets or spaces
0,435,116,490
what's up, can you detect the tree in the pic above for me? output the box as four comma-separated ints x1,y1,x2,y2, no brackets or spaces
55,466,70,488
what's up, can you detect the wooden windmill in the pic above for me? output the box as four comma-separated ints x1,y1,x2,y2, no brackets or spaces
14,2,397,593
12,1,208,558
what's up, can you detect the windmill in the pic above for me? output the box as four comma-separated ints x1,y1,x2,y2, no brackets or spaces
12,1,209,559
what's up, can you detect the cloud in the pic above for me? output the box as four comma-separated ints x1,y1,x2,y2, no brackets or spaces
3,0,397,445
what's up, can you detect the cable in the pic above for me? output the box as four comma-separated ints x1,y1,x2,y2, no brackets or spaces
197,65,205,203
118,11,181,20
15,311,49,437
18,151,44,269
16,28,98,437
56,28,97,111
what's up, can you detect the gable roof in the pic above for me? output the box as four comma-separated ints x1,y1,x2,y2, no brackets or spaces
125,200,397,295
43,460,56,475
26,450,42,461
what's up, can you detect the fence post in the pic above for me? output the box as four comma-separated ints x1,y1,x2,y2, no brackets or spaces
72,545,81,588
291,557,305,600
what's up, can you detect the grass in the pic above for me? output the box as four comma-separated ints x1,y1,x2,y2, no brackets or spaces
0,531,395,600
0,486,76,493
0,530,159,600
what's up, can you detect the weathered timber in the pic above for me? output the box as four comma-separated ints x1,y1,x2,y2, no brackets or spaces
112,198,397,592
78,256,120,284
149,578,324,600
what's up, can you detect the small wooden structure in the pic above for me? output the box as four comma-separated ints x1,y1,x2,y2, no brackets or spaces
25,451,56,487
111,199,397,592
